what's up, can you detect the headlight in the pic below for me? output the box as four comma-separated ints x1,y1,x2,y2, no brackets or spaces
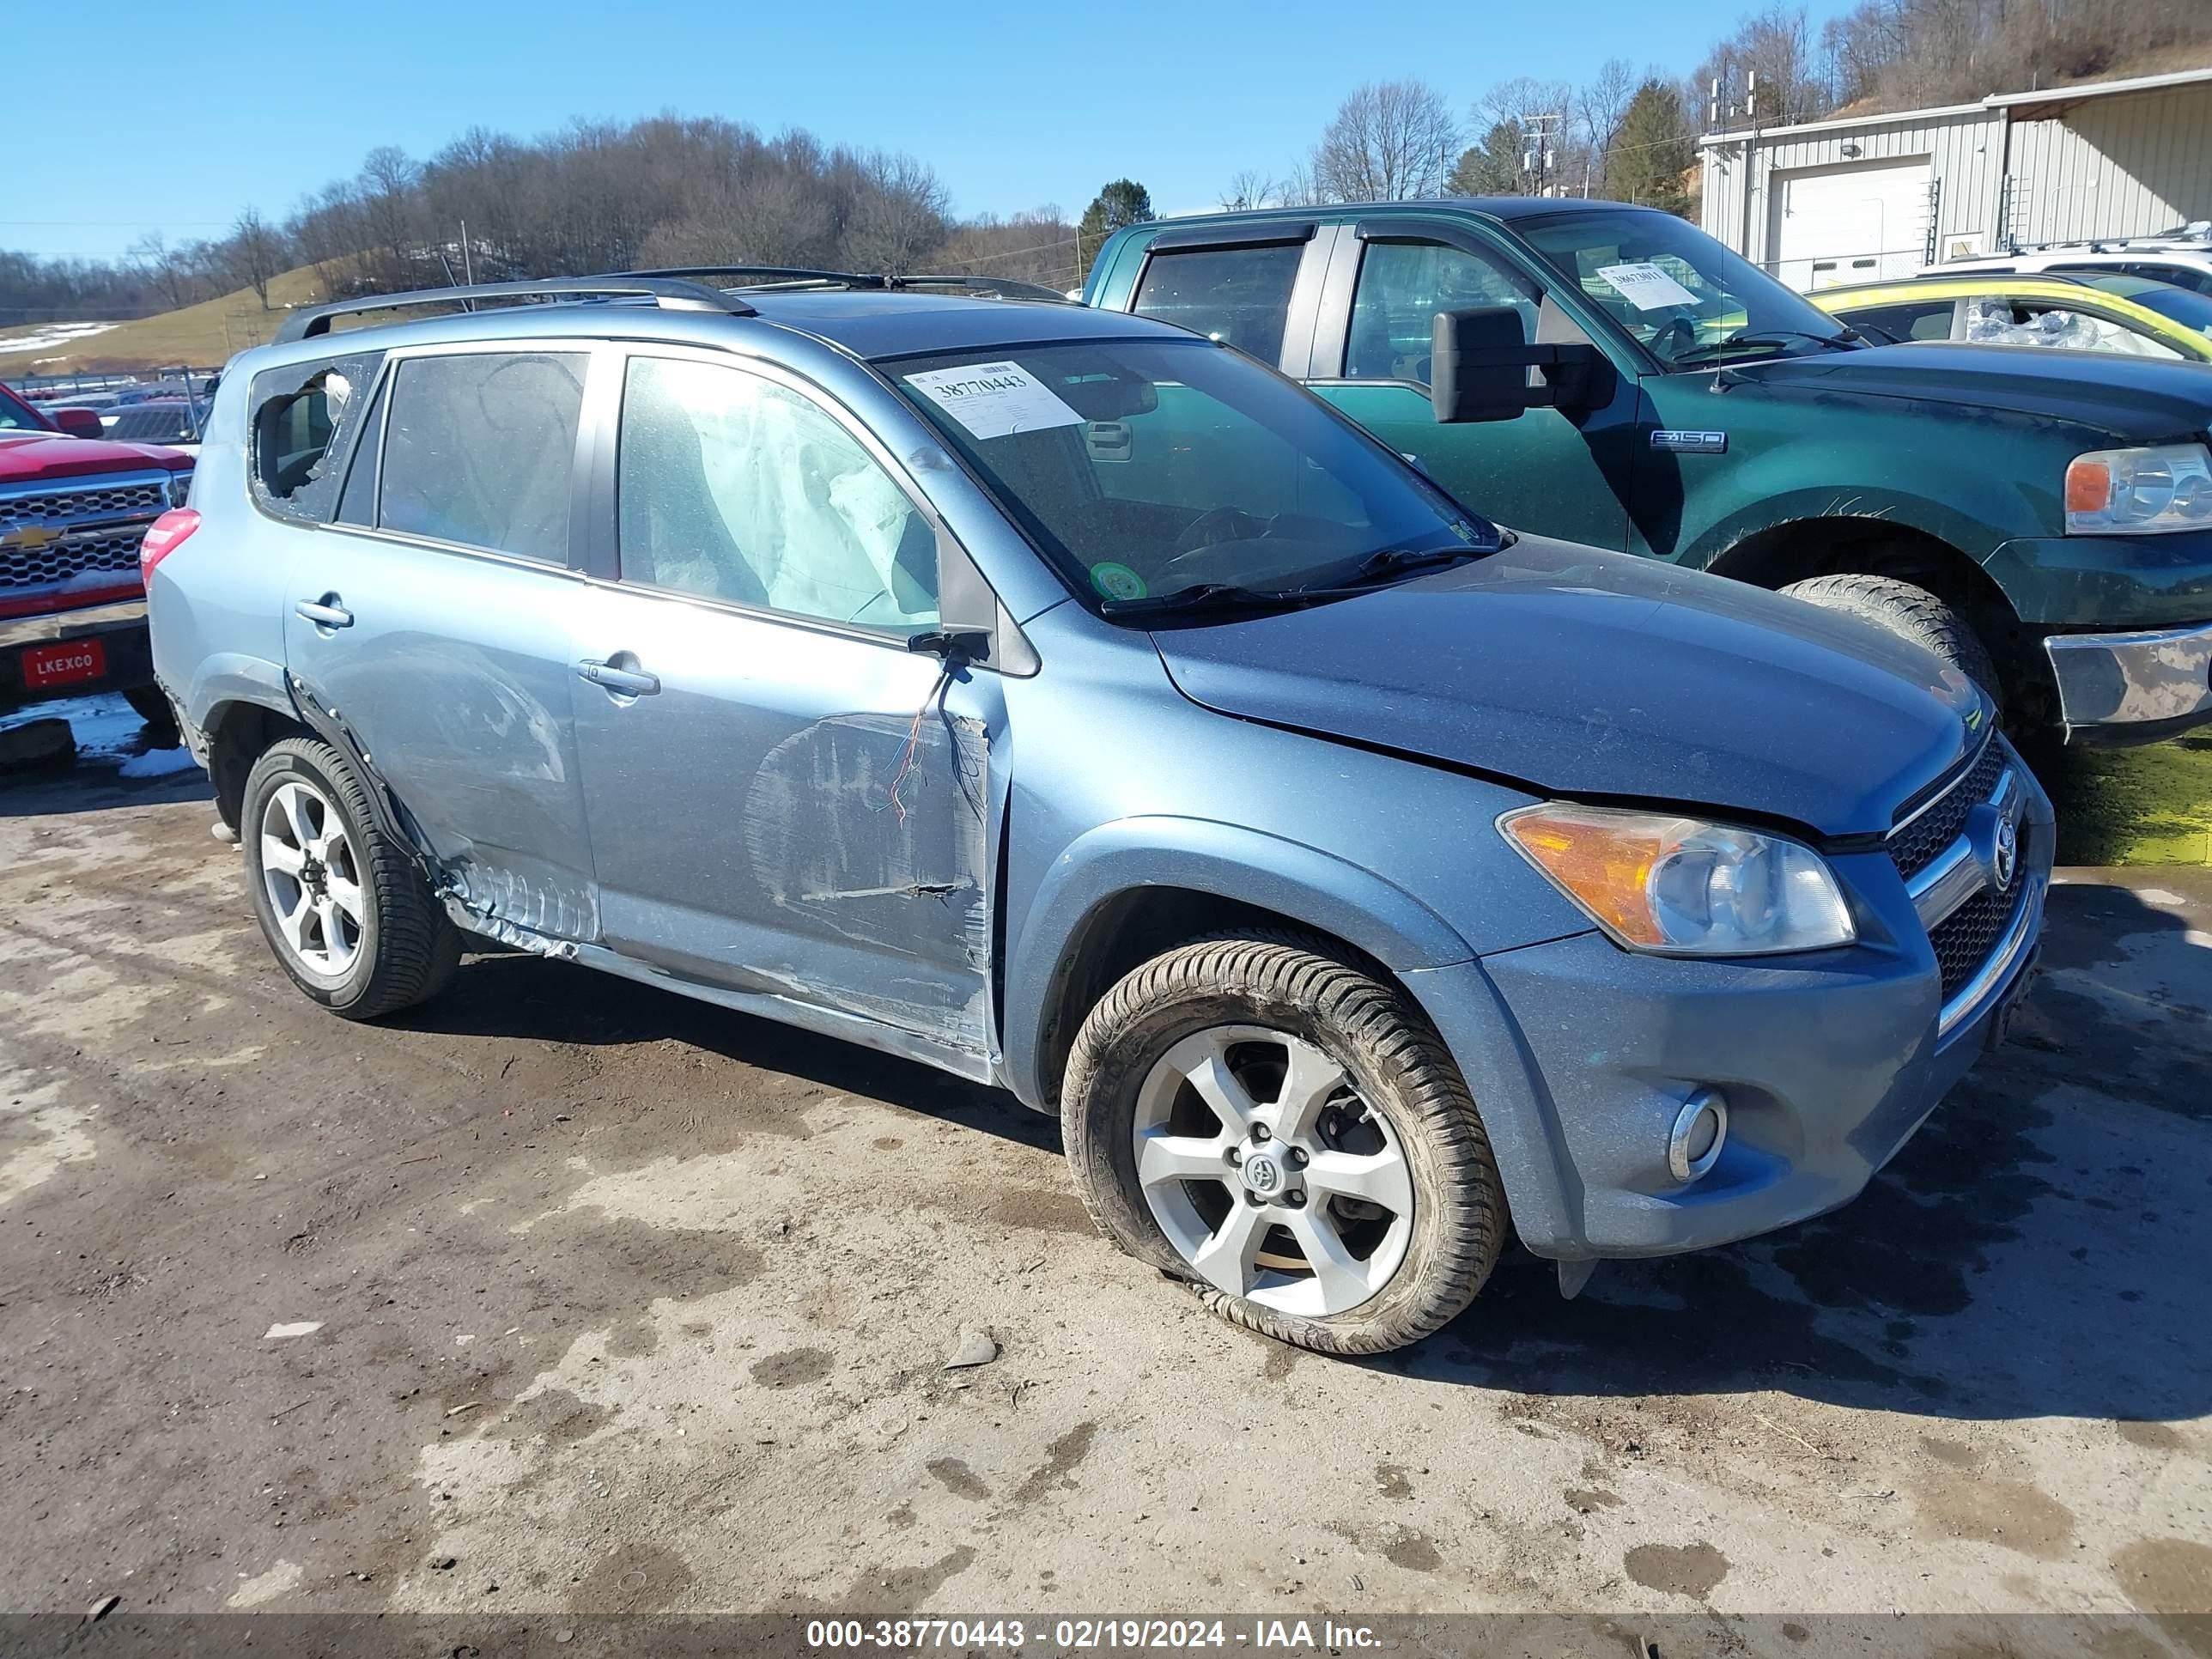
2064,442,2212,535
167,469,194,507
1500,803,1856,957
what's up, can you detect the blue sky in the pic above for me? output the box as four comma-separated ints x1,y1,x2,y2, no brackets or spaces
7,0,1856,263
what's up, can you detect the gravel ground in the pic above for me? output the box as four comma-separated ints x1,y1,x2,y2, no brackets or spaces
2,723,2209,1645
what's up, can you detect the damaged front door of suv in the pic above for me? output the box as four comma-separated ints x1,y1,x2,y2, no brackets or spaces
271,343,604,940
567,349,998,1073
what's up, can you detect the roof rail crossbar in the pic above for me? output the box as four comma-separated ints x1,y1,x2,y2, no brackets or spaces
615,265,1073,303
890,275,1074,302
274,276,757,343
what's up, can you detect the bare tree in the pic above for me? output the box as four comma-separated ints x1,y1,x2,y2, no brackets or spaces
1273,162,1325,208
127,232,199,311
356,146,423,286
1218,169,1280,212
842,152,951,275
228,208,286,308
1577,58,1638,192
1312,80,1460,202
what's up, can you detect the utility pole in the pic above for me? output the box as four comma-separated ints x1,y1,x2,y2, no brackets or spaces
1522,112,1560,198
459,219,475,287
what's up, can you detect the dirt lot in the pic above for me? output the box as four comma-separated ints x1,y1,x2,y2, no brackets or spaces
3,724,2211,1644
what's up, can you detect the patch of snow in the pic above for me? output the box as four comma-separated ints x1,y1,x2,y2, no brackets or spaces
118,746,199,779
0,320,118,356
0,691,146,759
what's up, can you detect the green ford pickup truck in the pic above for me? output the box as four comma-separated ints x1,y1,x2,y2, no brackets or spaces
1085,199,2212,744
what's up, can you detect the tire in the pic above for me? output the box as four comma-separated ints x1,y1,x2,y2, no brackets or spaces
1779,573,2002,711
123,684,178,739
1060,933,1505,1355
240,737,460,1019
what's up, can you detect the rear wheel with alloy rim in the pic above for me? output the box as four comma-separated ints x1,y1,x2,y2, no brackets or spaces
240,738,460,1018
1061,933,1504,1354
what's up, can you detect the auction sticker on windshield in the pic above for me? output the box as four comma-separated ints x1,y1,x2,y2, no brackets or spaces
1595,262,1699,311
904,362,1085,440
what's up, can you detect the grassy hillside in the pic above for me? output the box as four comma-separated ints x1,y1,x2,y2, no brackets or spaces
0,264,331,377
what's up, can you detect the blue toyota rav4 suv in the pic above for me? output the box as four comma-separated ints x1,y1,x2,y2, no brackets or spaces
143,272,2050,1354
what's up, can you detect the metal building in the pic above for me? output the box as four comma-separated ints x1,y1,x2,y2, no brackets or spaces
1697,66,2212,289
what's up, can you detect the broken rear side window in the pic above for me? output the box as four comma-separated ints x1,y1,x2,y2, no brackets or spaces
248,350,387,525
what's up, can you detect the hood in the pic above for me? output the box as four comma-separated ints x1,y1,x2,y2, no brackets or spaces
1152,535,1984,840
1728,342,2212,444
0,431,192,483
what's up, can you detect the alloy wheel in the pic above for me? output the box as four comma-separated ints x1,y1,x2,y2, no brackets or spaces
258,779,365,979
1131,1024,1414,1317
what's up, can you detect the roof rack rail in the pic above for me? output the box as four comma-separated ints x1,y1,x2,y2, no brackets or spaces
613,265,1074,303
274,276,757,344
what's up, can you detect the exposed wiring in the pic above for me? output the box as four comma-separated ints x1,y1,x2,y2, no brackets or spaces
888,664,955,825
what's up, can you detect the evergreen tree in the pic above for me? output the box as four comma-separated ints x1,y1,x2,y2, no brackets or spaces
1606,82,1694,216
1446,120,1527,197
1078,179,1155,275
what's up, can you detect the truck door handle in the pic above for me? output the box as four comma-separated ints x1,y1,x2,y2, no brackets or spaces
295,598,353,629
576,658,660,696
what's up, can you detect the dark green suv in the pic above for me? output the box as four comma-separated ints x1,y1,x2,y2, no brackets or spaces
1085,200,2212,744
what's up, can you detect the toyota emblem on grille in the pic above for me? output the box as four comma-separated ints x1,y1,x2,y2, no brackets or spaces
1993,815,2018,893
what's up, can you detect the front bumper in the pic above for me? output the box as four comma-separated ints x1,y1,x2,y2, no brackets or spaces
2045,618,2212,744
1407,760,2054,1263
0,597,153,713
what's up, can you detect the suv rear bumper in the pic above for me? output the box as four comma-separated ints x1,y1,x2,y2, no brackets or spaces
0,598,154,713
2045,618,2212,744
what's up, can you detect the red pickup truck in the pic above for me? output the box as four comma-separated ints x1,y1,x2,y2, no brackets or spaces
0,379,192,727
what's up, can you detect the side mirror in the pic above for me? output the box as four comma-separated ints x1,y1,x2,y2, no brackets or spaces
1431,306,1539,423
1431,306,1610,424
52,406,106,440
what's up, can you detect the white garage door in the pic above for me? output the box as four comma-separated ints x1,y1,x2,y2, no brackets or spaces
1771,159,1933,291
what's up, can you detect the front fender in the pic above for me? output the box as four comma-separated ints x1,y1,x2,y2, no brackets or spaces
1000,815,1477,1109
1686,483,2006,574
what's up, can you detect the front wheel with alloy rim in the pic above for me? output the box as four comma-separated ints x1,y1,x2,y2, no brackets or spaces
1060,934,1504,1354
240,738,460,1019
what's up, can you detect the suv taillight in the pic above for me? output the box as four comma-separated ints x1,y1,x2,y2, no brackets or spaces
139,507,200,582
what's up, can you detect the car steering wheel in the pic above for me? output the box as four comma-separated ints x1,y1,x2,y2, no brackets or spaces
1173,507,1270,555
1649,316,1700,362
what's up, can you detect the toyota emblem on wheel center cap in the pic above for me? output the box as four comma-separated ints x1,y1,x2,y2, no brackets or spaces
1243,1153,1282,1194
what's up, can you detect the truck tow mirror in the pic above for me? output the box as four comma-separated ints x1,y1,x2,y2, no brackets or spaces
52,406,106,440
1431,307,1606,423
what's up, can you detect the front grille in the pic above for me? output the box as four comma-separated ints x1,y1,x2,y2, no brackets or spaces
0,525,146,589
1888,737,2007,880
0,480,166,528
0,471,169,592
1929,860,2027,1000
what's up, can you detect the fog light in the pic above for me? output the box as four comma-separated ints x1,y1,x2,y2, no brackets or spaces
1668,1090,1729,1182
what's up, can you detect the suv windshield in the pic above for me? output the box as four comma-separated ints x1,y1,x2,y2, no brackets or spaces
2070,271,2212,333
1519,210,1857,369
889,337,1495,611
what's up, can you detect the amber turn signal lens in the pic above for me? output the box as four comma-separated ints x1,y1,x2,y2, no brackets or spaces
1499,807,1671,946
2064,457,2112,517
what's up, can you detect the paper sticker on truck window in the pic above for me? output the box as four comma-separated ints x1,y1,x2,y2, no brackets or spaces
1594,262,1699,311
903,362,1085,440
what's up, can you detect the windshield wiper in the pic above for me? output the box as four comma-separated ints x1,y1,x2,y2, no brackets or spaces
1097,581,1314,619
1671,328,1860,366
1340,545,1485,585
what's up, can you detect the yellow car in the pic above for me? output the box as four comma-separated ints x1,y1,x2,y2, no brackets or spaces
1813,272,2212,363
